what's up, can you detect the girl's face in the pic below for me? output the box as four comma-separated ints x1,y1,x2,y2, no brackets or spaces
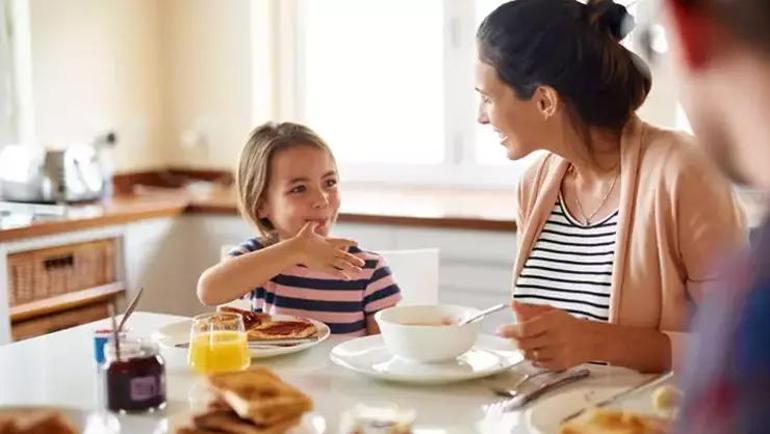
475,60,550,160
258,145,340,239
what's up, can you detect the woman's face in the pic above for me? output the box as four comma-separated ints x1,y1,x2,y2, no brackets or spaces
475,60,549,160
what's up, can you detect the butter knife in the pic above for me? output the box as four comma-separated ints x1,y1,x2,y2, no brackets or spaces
503,368,591,411
560,370,675,423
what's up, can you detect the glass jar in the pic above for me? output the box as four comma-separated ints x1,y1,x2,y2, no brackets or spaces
103,337,166,413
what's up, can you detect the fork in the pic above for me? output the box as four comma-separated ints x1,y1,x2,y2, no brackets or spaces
488,369,554,398
485,369,591,413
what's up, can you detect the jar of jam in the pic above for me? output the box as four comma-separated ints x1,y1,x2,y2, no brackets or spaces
103,337,166,413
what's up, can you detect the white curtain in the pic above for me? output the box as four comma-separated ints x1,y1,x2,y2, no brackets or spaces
0,0,17,146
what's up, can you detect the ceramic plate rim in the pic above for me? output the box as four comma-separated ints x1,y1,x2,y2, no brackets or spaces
524,385,631,434
330,334,523,385
152,314,330,359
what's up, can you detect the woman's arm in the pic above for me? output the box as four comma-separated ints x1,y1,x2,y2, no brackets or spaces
500,303,671,373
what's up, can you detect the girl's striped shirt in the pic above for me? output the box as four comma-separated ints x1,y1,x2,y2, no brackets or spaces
228,238,402,335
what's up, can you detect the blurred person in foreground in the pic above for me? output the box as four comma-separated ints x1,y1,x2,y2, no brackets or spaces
664,0,770,432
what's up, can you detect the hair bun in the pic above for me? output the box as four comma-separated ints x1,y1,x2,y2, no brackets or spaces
586,0,635,41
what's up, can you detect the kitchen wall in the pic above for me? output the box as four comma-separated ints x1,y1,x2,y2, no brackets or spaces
158,0,260,170
28,0,167,172
26,0,271,173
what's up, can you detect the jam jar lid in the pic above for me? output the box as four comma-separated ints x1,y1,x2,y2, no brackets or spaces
104,337,158,361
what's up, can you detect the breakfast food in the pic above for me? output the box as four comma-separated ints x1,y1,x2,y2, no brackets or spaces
652,385,682,418
175,367,313,434
247,321,318,341
340,404,416,434
217,307,319,341
559,408,669,434
0,409,77,434
218,307,272,330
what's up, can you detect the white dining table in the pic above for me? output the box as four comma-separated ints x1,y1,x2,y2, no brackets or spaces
0,312,660,433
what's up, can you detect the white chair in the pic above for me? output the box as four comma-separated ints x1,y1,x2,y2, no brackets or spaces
379,248,440,306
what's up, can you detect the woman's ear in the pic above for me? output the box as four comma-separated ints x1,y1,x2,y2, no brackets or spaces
535,86,560,119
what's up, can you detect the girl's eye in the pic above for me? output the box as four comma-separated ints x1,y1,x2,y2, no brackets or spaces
289,185,306,194
482,95,491,104
324,179,338,188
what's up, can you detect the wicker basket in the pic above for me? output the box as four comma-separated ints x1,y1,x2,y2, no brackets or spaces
7,239,116,306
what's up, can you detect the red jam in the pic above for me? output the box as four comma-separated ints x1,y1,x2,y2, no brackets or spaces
103,339,166,413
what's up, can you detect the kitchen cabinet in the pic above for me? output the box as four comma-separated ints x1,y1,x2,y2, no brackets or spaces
0,226,126,344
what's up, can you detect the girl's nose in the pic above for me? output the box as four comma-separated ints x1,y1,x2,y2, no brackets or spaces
313,190,330,208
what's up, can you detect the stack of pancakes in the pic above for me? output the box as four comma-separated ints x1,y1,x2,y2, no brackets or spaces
176,367,313,434
0,410,76,434
218,307,318,341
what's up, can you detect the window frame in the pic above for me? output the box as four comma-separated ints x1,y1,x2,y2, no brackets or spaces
289,0,530,188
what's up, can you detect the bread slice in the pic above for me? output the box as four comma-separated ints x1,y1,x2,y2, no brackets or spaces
207,367,312,426
0,410,77,434
193,410,264,434
246,321,317,341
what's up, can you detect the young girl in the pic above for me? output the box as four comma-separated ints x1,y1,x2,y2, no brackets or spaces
197,122,401,335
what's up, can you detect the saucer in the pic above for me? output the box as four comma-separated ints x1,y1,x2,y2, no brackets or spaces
330,334,523,385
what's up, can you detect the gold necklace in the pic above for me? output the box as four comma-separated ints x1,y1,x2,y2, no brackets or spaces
571,165,620,225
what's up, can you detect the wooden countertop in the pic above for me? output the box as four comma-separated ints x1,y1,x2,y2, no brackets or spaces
2,183,765,243
0,185,519,242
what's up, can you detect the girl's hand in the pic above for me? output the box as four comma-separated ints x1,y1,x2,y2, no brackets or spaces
289,221,365,279
497,302,595,371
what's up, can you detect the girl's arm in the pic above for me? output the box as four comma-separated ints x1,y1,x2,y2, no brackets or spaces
196,239,300,306
365,315,381,335
197,222,363,306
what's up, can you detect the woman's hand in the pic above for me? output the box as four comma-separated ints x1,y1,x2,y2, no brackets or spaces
289,221,365,279
497,302,595,371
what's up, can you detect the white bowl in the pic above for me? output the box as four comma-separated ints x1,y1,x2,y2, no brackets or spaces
375,304,481,363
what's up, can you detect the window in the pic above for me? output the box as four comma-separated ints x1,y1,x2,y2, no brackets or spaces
289,0,683,187
0,0,32,147
0,0,17,145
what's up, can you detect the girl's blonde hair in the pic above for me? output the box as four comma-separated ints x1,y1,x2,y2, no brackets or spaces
236,122,336,241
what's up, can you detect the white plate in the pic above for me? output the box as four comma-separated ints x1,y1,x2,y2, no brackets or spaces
169,411,326,434
525,386,627,434
330,334,523,385
0,406,120,433
153,315,330,359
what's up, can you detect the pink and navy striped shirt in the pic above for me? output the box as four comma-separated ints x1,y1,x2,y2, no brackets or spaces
228,238,402,336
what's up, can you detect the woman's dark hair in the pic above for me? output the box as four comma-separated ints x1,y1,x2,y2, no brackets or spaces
477,0,651,132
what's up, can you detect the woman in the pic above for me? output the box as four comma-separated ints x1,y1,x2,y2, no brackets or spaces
476,0,745,373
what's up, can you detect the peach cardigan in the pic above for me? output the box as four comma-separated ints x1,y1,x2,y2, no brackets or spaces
513,116,747,369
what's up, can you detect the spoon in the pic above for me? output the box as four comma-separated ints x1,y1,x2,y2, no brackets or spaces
458,303,508,326
117,287,144,332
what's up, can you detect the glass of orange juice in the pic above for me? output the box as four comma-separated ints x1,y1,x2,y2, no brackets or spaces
188,312,250,374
